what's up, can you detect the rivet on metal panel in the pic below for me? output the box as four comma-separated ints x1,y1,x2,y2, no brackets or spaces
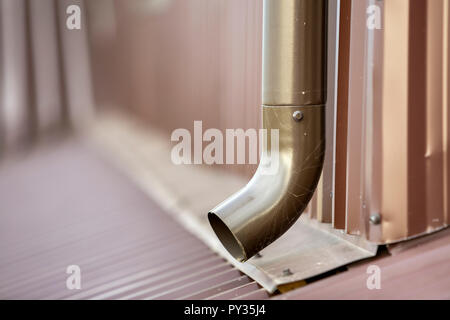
370,213,382,225
293,111,304,122
283,268,293,276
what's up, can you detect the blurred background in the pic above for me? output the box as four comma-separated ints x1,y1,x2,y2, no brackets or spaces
0,0,262,177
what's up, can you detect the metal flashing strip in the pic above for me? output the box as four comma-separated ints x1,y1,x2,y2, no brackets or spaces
86,114,377,294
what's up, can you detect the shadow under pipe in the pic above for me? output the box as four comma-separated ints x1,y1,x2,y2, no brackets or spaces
208,0,328,262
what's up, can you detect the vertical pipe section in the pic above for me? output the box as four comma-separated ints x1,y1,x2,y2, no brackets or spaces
262,0,327,106
208,0,328,262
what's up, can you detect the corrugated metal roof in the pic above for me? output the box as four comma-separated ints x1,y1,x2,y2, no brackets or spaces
0,138,268,300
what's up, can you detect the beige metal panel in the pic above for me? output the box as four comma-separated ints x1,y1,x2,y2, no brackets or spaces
378,0,449,243
380,0,410,242
345,0,367,236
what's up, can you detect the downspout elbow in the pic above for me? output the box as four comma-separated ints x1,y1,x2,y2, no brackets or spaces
208,0,328,262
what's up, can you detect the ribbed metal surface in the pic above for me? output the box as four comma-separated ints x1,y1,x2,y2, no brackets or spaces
0,138,268,300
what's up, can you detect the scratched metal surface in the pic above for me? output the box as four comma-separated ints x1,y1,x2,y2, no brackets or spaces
0,138,268,300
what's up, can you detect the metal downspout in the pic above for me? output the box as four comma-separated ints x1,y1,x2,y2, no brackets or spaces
208,0,328,262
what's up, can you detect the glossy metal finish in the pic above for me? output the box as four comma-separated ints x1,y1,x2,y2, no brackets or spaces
262,0,328,106
209,106,325,261
208,0,328,262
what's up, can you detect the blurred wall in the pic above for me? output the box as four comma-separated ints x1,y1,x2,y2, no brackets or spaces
87,0,263,177
0,0,95,154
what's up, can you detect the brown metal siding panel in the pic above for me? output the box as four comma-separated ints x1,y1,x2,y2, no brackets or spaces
333,0,352,230
425,0,445,231
407,0,428,237
343,0,449,243
345,0,367,236
376,0,449,242
445,0,450,227
319,0,449,242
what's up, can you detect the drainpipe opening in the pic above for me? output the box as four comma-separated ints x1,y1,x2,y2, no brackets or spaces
208,212,247,262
